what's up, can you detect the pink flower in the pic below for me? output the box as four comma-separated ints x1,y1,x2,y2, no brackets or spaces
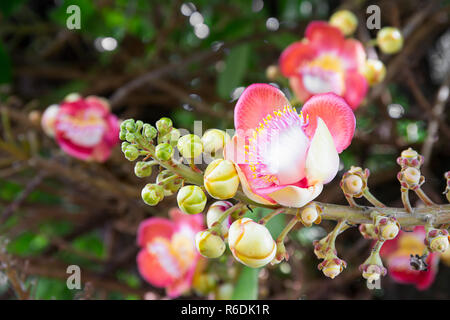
380,226,440,290
224,84,355,207
137,209,204,298
42,95,120,162
279,21,368,109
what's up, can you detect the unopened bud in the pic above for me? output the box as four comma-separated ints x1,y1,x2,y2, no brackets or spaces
195,230,226,258
134,161,153,178
177,134,203,159
329,10,358,36
377,27,403,54
228,218,277,268
155,143,174,161
201,129,230,155
156,117,173,135
177,185,207,215
141,184,164,206
124,145,139,161
299,203,321,226
361,264,386,283
64,92,81,102
266,65,280,81
403,167,421,186
318,258,346,279
143,124,157,140
362,59,386,86
342,174,364,196
204,159,239,200
206,201,233,239
426,228,450,253
374,215,400,241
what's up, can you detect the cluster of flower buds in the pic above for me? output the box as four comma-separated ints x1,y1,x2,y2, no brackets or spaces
425,227,450,253
376,26,403,54
397,148,425,191
340,166,369,198
228,218,277,268
297,203,322,227
373,214,400,241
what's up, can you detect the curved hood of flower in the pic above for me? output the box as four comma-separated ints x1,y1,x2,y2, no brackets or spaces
279,21,368,109
136,209,204,298
52,96,120,162
224,83,355,207
380,226,440,290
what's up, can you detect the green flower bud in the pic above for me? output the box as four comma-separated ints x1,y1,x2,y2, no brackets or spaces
195,230,226,258
156,170,184,196
121,141,130,153
141,184,164,206
143,124,157,140
119,129,127,140
155,143,174,161
125,132,136,143
124,119,136,132
135,120,144,132
376,27,403,54
156,117,173,134
177,134,203,159
134,161,153,178
177,185,207,215
124,145,139,161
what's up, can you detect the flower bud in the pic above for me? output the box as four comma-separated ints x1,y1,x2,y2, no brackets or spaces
329,10,358,36
228,218,277,268
195,230,226,258
426,228,449,253
141,184,164,206
124,144,139,161
156,170,183,196
177,134,203,159
376,27,403,54
362,59,386,86
64,92,81,102
123,119,136,133
340,166,368,197
156,117,173,134
360,264,386,283
143,124,157,140
125,132,136,143
359,224,377,240
206,201,233,239
177,185,207,215
204,159,239,200
135,120,144,132
397,147,423,169
134,161,153,178
374,215,400,241
41,104,60,137
201,129,230,155
342,175,364,195
403,167,421,185
266,65,280,81
299,203,321,226
155,143,174,161
318,258,346,279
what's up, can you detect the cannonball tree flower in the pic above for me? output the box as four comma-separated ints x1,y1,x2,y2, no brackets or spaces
279,21,368,109
380,226,440,290
137,208,204,298
224,84,355,207
41,95,120,162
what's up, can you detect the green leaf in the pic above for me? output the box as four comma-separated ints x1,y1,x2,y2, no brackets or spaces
231,266,259,300
217,44,250,99
0,42,11,84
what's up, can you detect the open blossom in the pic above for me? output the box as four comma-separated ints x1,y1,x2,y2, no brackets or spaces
380,226,440,290
41,95,120,162
137,209,204,298
224,84,355,207
279,21,368,109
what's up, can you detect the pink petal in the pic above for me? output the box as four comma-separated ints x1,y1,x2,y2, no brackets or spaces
300,93,355,153
339,39,366,71
137,248,176,289
305,21,345,52
91,141,113,163
289,75,312,103
137,217,174,247
166,261,198,298
103,114,121,147
234,83,291,133
56,137,95,161
279,41,317,77
343,71,368,109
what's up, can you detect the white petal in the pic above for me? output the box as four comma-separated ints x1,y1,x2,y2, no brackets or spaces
268,184,323,208
305,117,339,184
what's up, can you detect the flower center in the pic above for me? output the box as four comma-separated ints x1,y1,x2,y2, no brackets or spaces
245,106,310,186
300,54,345,95
57,110,106,147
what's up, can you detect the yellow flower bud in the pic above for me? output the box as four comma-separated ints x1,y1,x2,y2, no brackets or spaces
342,174,364,196
381,223,399,240
362,59,386,86
403,167,421,185
141,184,164,206
377,27,403,54
321,260,343,279
300,204,319,226
177,185,207,215
401,147,419,159
329,10,358,36
228,218,276,268
362,265,383,283
430,235,449,253
265,65,280,81
204,159,239,200
201,129,230,155
206,201,233,239
177,134,203,159
195,230,226,258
